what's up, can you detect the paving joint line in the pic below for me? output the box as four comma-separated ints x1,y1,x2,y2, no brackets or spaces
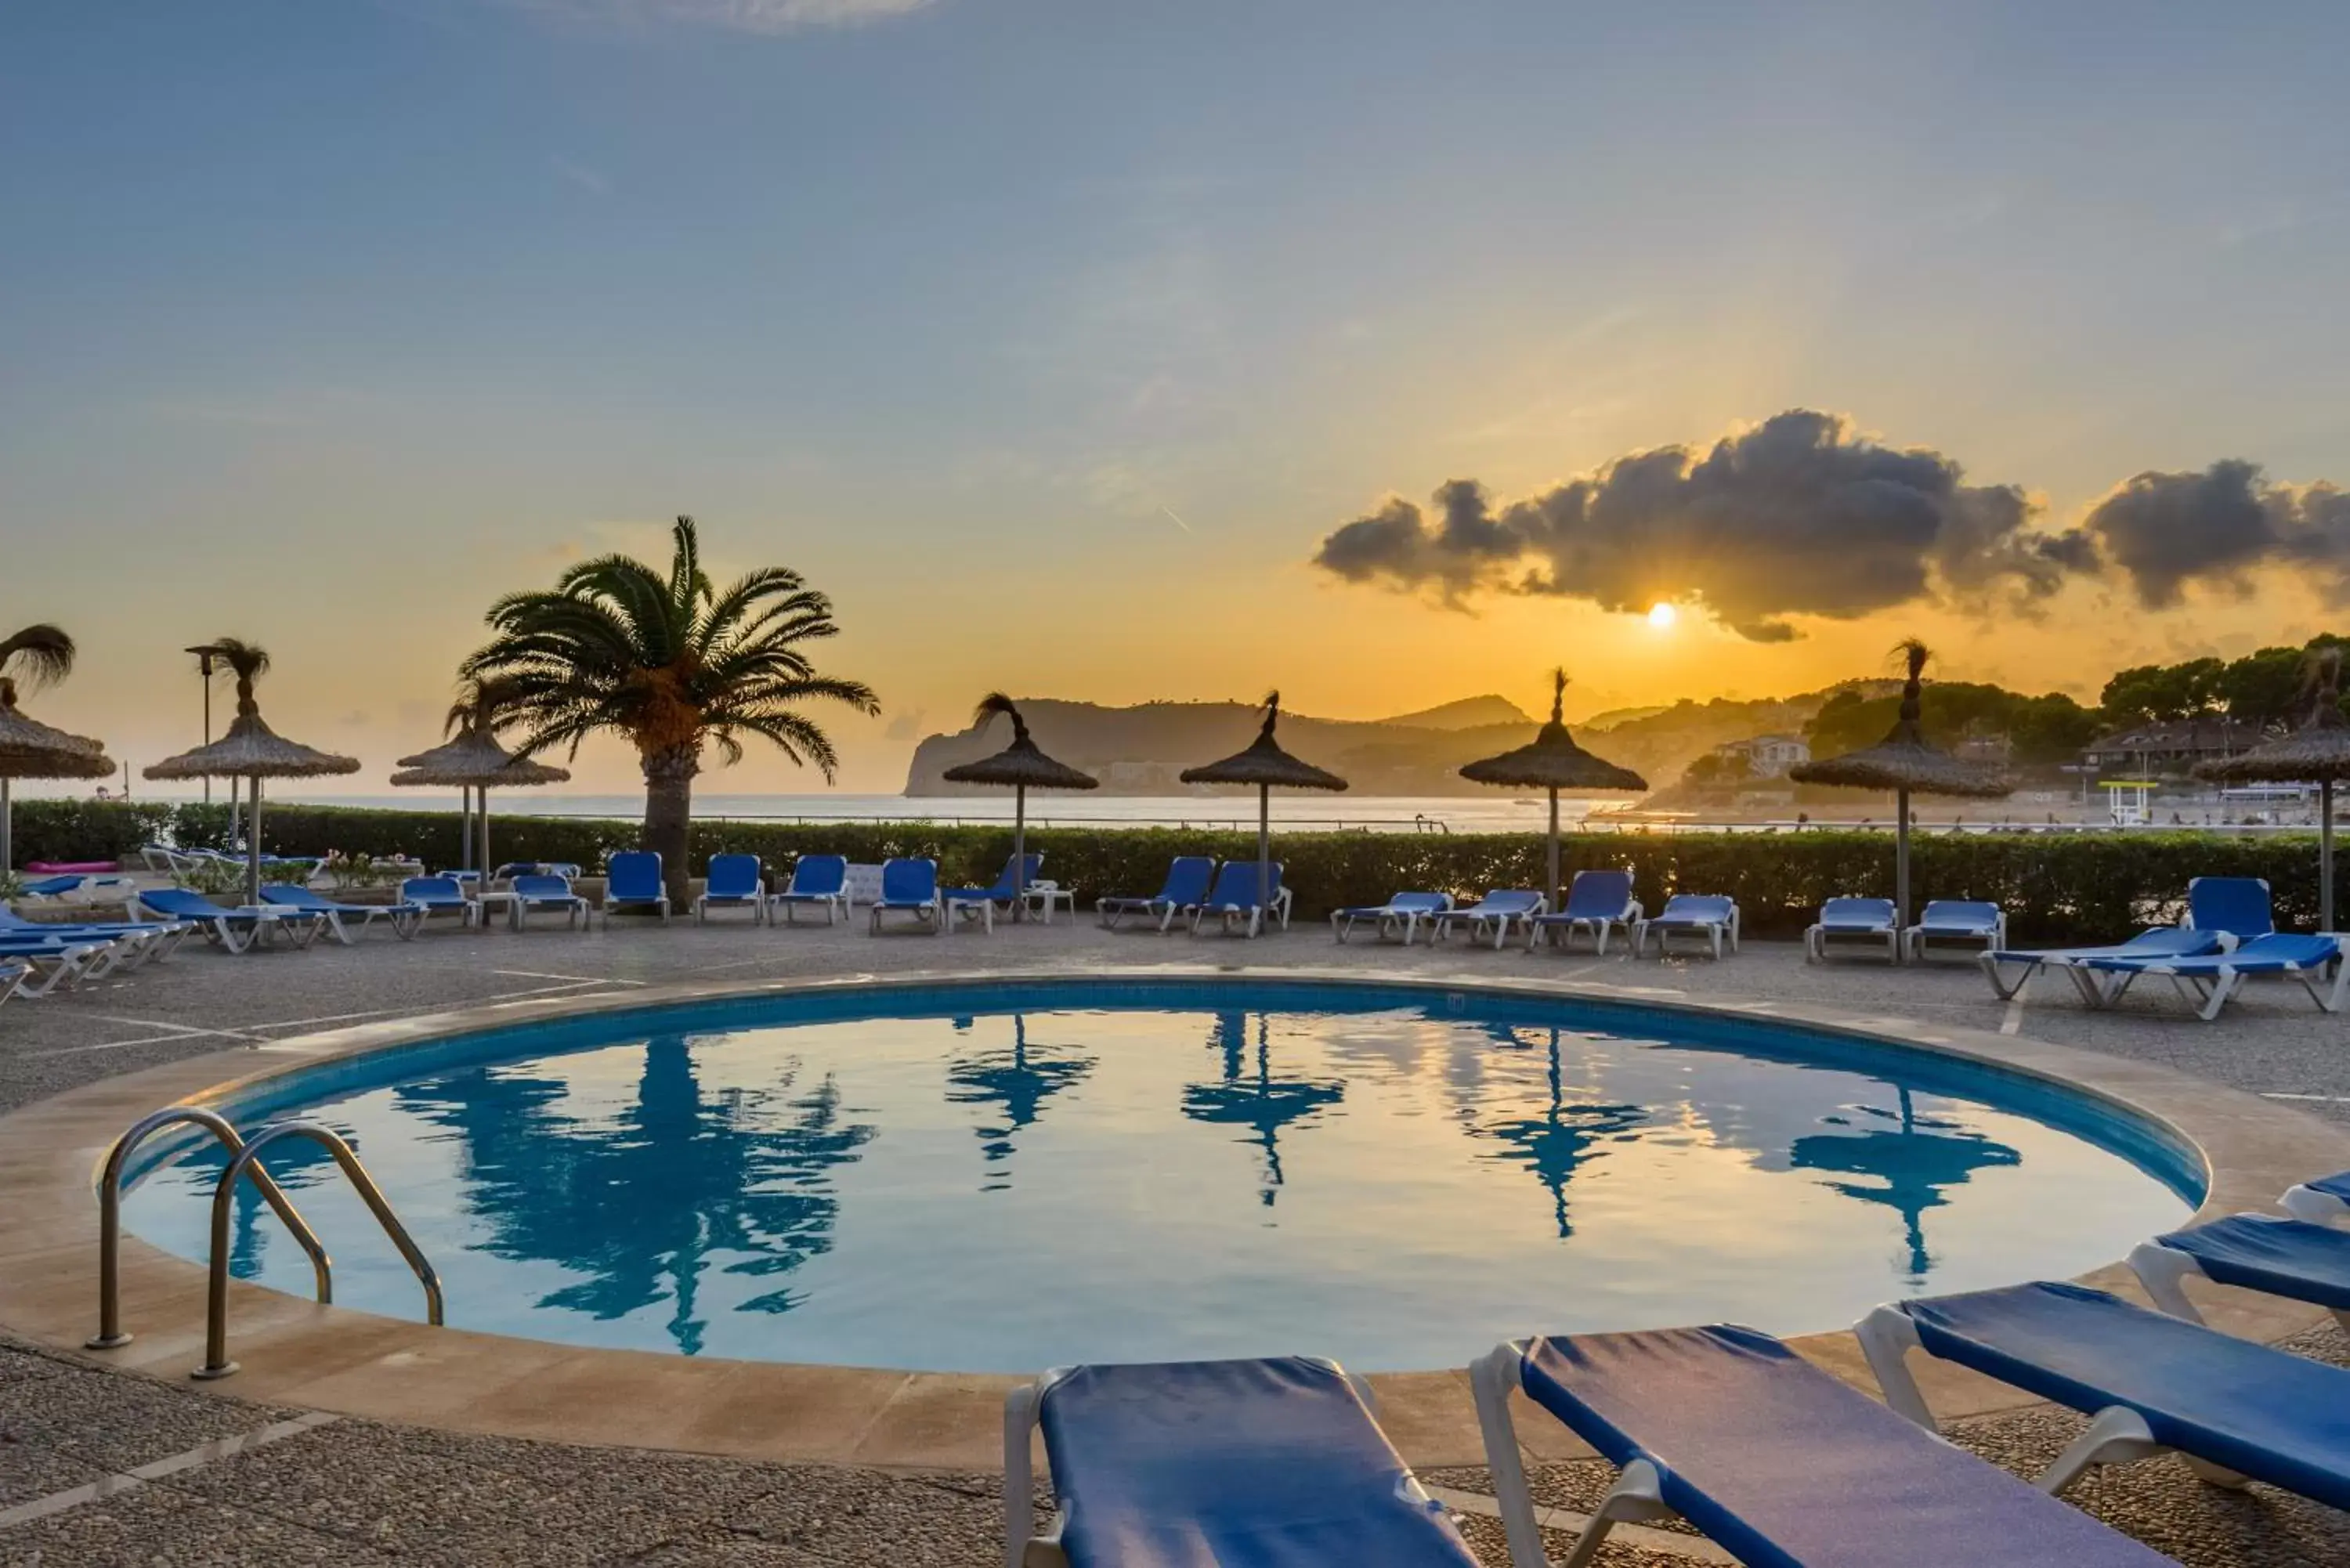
1423,1483,1735,1562
0,1411,342,1530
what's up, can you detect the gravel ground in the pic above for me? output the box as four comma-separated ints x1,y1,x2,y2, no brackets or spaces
4,911,2348,1563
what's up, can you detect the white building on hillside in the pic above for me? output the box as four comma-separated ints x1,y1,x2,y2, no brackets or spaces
1712,733,1811,778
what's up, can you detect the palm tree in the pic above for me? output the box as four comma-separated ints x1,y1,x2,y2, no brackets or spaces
464,516,877,902
0,623,77,692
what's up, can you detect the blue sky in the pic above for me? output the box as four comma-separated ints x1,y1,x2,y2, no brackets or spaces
5,1,2348,789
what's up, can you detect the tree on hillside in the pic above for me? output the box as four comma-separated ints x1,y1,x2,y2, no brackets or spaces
1806,681,2098,768
2099,658,2225,727
465,516,878,904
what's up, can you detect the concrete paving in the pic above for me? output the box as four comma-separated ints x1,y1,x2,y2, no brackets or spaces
5,913,2349,1563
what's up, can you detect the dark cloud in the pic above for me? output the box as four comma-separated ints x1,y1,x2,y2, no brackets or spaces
1311,410,2091,640
2085,460,2350,607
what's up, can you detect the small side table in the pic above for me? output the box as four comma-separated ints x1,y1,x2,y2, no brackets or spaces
472,890,519,932
1023,882,1077,924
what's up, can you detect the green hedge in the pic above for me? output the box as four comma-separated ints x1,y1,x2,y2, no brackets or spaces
15,800,2337,943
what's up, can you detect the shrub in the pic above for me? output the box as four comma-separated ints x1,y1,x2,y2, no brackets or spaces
12,800,2334,944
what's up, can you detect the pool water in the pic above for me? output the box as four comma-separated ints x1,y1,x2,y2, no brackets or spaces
123,982,2197,1372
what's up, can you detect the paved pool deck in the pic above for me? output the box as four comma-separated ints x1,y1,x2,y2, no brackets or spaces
5,913,2350,1565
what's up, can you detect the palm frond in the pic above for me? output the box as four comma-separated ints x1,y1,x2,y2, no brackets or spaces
0,624,76,690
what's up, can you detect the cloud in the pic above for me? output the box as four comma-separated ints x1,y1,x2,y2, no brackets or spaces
1311,410,2094,641
509,0,936,35
882,710,927,742
2085,459,2350,607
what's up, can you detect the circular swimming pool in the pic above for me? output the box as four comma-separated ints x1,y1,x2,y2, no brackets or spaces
121,977,2200,1373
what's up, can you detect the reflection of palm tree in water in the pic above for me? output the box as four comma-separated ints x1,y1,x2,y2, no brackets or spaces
1181,1012,1343,1207
945,1014,1096,1191
390,1035,876,1354
1789,1087,2021,1284
1472,1026,1646,1238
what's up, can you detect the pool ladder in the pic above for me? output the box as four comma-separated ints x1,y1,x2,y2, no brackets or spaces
87,1107,444,1379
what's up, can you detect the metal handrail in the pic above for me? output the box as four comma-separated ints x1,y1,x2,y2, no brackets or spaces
194,1120,443,1380
88,1106,331,1350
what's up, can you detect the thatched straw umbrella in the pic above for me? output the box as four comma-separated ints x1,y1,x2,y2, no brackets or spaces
2196,647,2350,930
143,640,360,905
393,679,570,874
1459,669,1647,909
1788,640,2012,941
0,627,113,875
940,695,1097,922
1179,692,1347,919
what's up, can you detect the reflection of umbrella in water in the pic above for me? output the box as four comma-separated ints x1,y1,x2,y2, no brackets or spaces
946,1013,1097,1189
1471,1026,1647,1238
1789,1087,2020,1282
385,1035,876,1354
1181,1012,1343,1206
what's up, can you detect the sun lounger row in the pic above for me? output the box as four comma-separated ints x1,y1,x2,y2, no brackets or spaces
1009,1164,2350,1568
0,902,195,1006
1092,856,1295,938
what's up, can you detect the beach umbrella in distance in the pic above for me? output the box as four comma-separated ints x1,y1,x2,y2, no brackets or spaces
1179,692,1347,924
1459,669,1647,910
2196,647,2350,930
144,640,360,905
940,694,1097,922
393,677,570,875
0,626,114,876
1788,640,2011,942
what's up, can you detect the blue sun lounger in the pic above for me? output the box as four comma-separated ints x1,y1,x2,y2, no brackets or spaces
871,857,943,934
1526,871,1642,955
2284,1169,2350,1225
1859,1280,2350,1506
140,888,317,953
597,851,671,927
769,854,850,926
1428,890,1544,951
2130,1213,2350,1331
1188,860,1288,938
1631,894,1739,959
1806,897,1899,963
1004,1357,1479,1568
1331,891,1452,945
400,876,479,932
0,908,190,964
945,852,1042,931
1471,1326,2174,1568
2083,932,2347,1021
694,853,767,925
0,956,27,1007
1979,927,2225,1003
1904,900,2006,961
1097,857,1215,932
0,935,123,995
512,873,590,932
261,884,421,944
2185,875,2275,941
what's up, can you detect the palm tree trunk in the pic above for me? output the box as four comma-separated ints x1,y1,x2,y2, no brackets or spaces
641,746,698,905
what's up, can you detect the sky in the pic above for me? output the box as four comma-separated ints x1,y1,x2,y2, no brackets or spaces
5,0,2349,793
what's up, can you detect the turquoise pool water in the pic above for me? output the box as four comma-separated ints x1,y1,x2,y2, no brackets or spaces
122,979,2200,1372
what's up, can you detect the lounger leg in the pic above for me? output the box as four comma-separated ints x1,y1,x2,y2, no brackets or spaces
2037,1405,2167,1495
1469,1343,1551,1568
2126,1242,2208,1324
1853,1306,1938,1430
2196,970,2239,1023
2283,1183,2350,1225
1560,1461,1674,1568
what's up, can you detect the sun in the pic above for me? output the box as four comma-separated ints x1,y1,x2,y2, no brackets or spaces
1646,602,1679,630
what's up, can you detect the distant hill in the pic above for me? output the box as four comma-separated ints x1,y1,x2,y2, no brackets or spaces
902,684,1900,798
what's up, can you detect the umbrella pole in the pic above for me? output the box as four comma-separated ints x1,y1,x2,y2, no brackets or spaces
1894,786,1911,958
1258,784,1271,933
480,789,492,878
248,778,264,908
1547,786,1560,912
1,777,10,877
1012,784,1026,924
2324,779,2337,933
459,787,473,873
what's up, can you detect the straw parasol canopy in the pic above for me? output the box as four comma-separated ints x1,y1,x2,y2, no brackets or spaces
1459,669,1647,909
1180,692,1347,925
2196,647,2350,929
941,695,1096,922
145,639,360,903
0,626,114,875
392,677,570,874
1788,640,2012,943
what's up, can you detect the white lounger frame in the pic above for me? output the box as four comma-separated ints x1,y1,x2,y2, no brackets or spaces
871,894,944,934
1904,912,2006,962
1188,887,1292,939
1853,1306,2250,1496
2101,945,2348,1022
1330,901,1445,945
1430,899,1546,952
1805,919,1897,964
1470,1341,1676,1568
694,876,768,926
769,887,850,926
944,891,999,934
2283,1181,2350,1225
1002,1358,1391,1568
1528,901,1643,957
